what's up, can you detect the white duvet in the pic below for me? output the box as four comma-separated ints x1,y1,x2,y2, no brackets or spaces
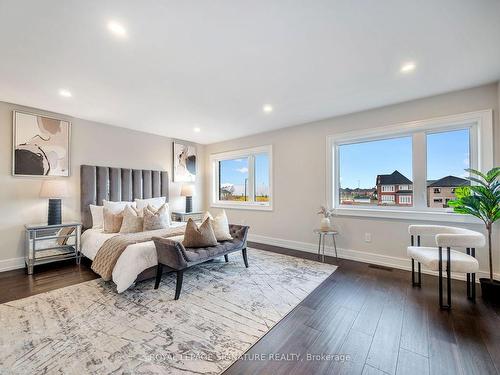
81,223,185,293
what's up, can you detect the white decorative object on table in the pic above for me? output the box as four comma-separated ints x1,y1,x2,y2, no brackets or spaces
317,206,334,231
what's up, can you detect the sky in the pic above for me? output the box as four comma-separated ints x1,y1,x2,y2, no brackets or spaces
220,153,269,196
339,129,470,189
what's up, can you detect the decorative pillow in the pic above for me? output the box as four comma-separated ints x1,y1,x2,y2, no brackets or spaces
119,206,144,233
103,200,136,214
90,205,104,229
56,226,75,246
103,208,124,233
135,197,167,210
182,218,218,248
143,203,170,231
203,210,232,241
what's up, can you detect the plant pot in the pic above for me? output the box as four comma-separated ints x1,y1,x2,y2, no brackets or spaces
480,278,500,304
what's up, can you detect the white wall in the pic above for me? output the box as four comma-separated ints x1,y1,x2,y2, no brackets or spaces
0,101,205,270
204,83,500,279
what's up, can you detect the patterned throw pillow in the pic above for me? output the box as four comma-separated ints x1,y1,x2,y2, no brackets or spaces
143,204,169,231
119,206,144,233
182,218,218,248
103,208,124,233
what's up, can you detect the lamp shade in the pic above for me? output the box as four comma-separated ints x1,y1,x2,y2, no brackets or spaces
39,180,68,198
180,183,195,197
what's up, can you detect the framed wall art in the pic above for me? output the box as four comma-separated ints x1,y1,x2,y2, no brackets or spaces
173,142,196,182
13,111,71,177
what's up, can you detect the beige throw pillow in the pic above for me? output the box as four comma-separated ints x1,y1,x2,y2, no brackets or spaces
143,203,169,231
120,206,144,233
182,218,218,248
203,210,232,241
103,208,124,233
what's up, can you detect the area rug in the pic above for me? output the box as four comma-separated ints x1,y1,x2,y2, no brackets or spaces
0,248,336,374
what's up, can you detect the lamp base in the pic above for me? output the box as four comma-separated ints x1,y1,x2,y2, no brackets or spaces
48,198,62,225
185,196,192,213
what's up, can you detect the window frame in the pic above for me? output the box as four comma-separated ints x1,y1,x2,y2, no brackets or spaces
210,145,273,211
327,110,493,223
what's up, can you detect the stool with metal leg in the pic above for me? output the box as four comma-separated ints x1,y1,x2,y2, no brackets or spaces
313,229,338,262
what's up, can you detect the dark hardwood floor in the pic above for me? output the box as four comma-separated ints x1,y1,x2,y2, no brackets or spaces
1,243,498,375
0,258,98,304
224,242,500,375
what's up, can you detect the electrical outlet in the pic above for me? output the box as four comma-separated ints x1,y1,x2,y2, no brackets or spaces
365,233,372,243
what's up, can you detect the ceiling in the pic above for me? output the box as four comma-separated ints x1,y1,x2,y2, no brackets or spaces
1,1,499,144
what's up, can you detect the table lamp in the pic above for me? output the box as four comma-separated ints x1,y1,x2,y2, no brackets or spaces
180,183,195,213
39,180,68,225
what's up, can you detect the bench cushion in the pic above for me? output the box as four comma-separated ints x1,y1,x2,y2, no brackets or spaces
184,239,244,263
407,246,479,273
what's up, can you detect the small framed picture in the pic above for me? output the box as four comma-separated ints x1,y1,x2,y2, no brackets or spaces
173,142,196,182
13,111,71,177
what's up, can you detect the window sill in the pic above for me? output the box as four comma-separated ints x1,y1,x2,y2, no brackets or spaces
211,203,273,211
334,207,483,224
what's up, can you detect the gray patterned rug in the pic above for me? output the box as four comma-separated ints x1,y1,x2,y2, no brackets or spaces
0,248,336,374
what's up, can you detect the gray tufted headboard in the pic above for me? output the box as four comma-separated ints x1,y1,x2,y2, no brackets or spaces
80,165,169,230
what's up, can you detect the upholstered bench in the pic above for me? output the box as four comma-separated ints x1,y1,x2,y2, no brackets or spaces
152,224,249,300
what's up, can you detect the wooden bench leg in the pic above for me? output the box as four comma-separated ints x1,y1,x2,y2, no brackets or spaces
242,248,249,268
174,270,184,300
224,255,229,262
154,263,163,289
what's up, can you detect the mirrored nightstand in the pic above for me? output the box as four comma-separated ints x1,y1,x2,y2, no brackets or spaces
24,222,82,274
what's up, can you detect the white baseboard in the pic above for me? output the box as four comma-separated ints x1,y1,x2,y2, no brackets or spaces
248,234,499,282
0,257,25,272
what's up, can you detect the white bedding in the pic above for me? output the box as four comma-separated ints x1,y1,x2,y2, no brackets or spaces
81,223,185,293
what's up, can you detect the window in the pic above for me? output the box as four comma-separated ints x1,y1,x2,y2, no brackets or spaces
218,158,249,201
211,145,272,210
426,129,470,207
399,195,412,205
338,136,412,207
328,110,493,221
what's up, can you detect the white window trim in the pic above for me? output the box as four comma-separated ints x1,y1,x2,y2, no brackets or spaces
210,145,273,211
326,110,493,223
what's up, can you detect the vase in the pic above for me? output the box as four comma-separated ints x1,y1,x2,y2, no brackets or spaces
320,217,331,231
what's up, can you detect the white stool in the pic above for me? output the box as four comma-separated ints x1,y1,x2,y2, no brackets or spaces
407,225,484,309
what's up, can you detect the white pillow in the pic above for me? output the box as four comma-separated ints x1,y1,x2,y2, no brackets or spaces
203,210,232,241
103,200,136,214
135,197,167,210
90,205,104,229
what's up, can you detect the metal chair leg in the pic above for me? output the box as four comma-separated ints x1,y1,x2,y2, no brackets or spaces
412,258,416,286
417,262,421,286
446,247,451,308
471,248,476,302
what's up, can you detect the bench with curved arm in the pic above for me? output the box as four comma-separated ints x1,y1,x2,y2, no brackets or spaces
152,224,249,300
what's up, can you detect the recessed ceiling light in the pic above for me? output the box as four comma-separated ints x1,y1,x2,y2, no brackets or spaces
263,104,273,113
400,62,416,73
107,21,127,37
59,89,72,98
193,127,201,133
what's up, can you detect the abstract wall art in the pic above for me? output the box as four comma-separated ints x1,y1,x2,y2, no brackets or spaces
13,111,71,177
173,142,196,182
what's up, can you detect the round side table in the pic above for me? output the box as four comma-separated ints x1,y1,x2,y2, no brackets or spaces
313,229,338,262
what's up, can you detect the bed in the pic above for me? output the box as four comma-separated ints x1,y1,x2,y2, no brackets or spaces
80,165,186,292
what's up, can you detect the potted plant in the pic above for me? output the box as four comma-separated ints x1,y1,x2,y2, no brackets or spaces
448,167,500,302
317,206,334,231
